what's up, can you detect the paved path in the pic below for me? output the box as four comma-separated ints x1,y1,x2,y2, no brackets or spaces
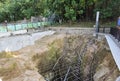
49,27,95,34
0,31,55,52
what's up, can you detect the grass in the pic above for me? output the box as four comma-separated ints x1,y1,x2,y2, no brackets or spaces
51,22,95,27
32,39,63,75
0,63,17,76
0,51,20,80
99,21,116,27
0,51,14,58
51,21,116,28
0,62,21,80
0,21,116,32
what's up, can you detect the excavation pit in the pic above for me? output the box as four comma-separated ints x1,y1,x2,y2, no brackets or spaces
34,35,119,81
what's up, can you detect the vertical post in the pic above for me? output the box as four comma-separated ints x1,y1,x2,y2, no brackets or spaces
14,24,16,31
95,11,100,37
103,27,105,33
96,11,100,33
5,20,8,32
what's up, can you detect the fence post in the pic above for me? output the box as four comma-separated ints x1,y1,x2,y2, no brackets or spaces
95,11,100,37
117,28,120,41
103,27,105,33
5,20,8,32
14,24,16,31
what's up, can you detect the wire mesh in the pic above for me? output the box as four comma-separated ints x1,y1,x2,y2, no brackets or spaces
38,35,117,81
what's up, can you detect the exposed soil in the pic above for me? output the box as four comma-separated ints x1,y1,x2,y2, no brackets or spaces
0,29,119,81
0,33,66,81
35,34,120,81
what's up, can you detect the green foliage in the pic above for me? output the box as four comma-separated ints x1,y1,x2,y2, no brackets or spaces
0,0,119,22
0,0,45,22
36,39,63,75
94,0,120,20
64,7,76,21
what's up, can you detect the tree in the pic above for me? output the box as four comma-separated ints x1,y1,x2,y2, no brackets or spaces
0,0,119,22
94,0,120,21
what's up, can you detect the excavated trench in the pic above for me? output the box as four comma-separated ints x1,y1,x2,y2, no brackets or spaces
33,34,119,81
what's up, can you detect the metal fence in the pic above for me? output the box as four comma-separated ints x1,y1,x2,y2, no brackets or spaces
38,35,106,81
98,27,111,33
0,21,51,32
110,27,120,41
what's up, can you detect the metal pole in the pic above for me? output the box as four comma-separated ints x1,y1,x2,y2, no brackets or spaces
63,67,71,81
96,11,100,32
95,11,100,37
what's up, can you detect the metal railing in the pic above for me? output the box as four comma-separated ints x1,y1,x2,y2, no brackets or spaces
98,27,111,33
97,26,120,41
110,27,120,41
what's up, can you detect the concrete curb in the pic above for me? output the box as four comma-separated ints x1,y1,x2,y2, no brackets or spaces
0,30,55,52
12,30,27,35
0,32,11,38
0,30,27,38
